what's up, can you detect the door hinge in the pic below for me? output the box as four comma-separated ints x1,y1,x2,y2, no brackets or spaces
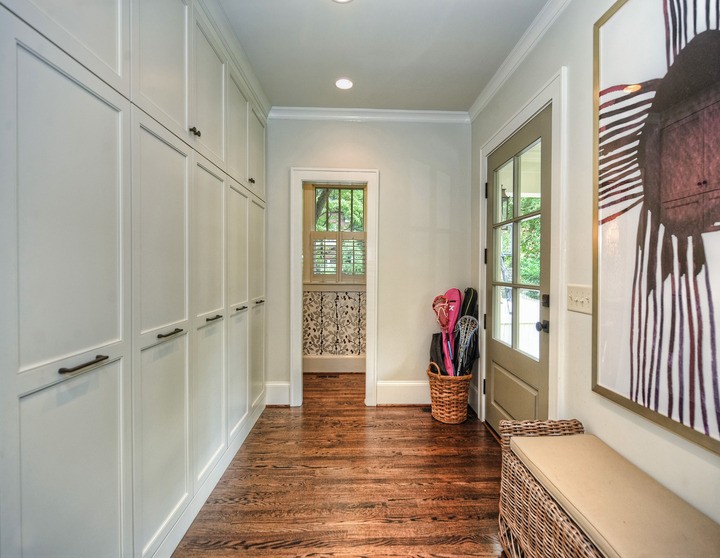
483,379,486,394
485,182,488,199
484,248,487,264
483,314,487,329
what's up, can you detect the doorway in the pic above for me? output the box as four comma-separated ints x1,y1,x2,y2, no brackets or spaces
290,168,379,407
485,105,552,433
301,183,367,376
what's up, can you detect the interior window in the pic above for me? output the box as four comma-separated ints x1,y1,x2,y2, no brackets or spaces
304,184,366,285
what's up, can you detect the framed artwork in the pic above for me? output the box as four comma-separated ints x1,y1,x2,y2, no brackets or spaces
593,0,720,454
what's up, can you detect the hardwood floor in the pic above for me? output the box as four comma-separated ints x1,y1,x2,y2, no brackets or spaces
173,373,504,557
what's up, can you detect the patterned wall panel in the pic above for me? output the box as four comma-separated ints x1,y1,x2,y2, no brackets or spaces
303,291,366,355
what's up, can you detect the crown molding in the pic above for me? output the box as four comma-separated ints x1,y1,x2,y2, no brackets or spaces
268,106,471,125
469,0,572,122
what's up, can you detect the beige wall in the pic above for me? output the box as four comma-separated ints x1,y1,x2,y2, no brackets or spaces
266,116,471,401
471,0,720,523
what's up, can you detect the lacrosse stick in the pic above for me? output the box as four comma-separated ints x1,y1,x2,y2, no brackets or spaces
455,315,479,376
432,295,455,376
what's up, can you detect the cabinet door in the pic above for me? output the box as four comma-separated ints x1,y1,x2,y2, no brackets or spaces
227,181,250,439
192,8,226,168
1,0,130,94
249,300,266,412
248,107,266,198
227,70,249,184
193,158,226,317
132,0,191,141
19,359,129,557
0,13,132,556
195,319,226,483
132,109,192,558
192,157,227,485
137,334,190,558
134,111,191,336
249,197,266,301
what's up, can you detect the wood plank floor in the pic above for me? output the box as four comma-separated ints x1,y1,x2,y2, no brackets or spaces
173,373,504,557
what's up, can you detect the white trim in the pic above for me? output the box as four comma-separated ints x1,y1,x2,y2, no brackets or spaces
469,0,572,121
265,381,290,405
477,67,568,421
376,381,431,406
290,168,379,407
270,106,470,125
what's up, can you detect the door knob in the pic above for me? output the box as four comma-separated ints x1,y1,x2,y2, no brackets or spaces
535,320,549,333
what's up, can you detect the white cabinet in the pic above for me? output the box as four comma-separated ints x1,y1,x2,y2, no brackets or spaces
1,2,267,556
132,109,192,558
192,157,227,486
132,0,191,141
1,0,130,94
0,11,132,557
191,6,226,168
227,179,250,439
248,107,266,198
248,197,266,411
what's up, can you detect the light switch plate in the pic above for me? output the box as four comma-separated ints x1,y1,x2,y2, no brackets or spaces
567,284,592,314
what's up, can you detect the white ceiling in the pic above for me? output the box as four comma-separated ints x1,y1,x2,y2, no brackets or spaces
216,0,551,113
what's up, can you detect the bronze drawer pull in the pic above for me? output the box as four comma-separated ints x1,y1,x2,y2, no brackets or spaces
58,354,109,374
157,328,184,339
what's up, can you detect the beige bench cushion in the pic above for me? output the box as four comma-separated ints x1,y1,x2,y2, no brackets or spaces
510,434,720,558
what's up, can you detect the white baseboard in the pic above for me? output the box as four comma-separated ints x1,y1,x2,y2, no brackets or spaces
266,381,290,405
376,380,431,405
302,355,365,373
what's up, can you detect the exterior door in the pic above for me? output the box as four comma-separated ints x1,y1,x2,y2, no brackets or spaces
485,105,552,433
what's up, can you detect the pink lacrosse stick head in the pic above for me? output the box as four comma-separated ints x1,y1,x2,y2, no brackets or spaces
432,295,449,330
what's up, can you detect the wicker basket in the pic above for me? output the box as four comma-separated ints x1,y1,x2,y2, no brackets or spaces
426,362,472,423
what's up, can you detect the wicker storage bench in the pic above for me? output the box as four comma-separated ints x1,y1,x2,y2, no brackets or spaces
498,419,720,558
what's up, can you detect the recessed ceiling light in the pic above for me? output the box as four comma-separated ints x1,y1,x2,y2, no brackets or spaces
332,0,353,3
335,78,353,90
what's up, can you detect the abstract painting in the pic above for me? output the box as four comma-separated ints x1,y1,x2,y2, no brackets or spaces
593,0,720,453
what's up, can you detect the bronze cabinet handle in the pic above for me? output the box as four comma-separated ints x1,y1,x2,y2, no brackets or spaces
157,328,184,339
236,306,248,311
189,126,201,137
58,354,109,374
206,314,223,322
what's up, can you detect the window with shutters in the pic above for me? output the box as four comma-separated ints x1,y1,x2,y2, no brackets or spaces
303,184,366,287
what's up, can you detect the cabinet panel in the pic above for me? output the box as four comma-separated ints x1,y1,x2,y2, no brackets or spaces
195,320,226,483
248,107,266,198
15,35,126,371
228,182,249,306
227,71,249,184
194,159,225,317
249,197,266,301
137,334,190,557
192,11,225,167
1,0,130,93
249,302,265,410
227,308,249,440
132,0,190,137
19,359,127,557
135,114,191,334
